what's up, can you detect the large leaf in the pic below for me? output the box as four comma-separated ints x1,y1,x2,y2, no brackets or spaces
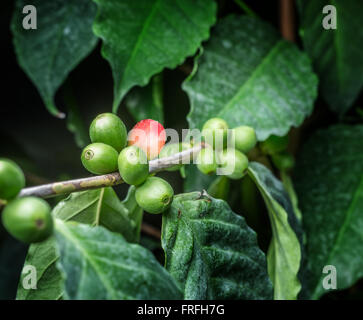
294,125,363,299
184,15,318,141
248,162,302,300
125,74,164,123
298,0,363,114
54,187,143,243
16,186,142,300
11,0,98,117
16,236,63,300
92,0,217,112
162,191,273,299
55,220,182,299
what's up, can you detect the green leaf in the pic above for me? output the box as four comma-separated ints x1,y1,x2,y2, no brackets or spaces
11,0,98,117
55,220,182,299
92,0,217,112
294,124,363,299
162,191,273,299
297,0,363,114
184,15,318,141
183,164,216,193
248,162,302,299
17,186,142,300
16,236,63,300
125,74,164,123
54,187,143,243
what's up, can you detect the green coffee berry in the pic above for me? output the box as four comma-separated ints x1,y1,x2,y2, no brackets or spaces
232,126,257,153
2,197,53,243
217,149,249,180
135,177,174,214
0,159,25,200
271,151,295,171
159,142,192,171
90,113,127,152
260,134,289,155
118,146,149,185
202,118,228,149
196,148,217,175
81,143,118,174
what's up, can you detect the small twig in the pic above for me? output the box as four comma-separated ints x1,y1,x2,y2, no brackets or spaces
279,0,301,157
178,64,193,75
18,144,205,199
279,0,296,42
141,222,161,239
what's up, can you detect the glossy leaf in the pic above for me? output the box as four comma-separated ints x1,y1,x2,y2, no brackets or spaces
248,162,302,299
92,0,217,112
16,186,142,300
54,187,143,243
298,0,363,114
294,125,363,299
125,74,164,123
184,15,318,141
16,236,63,300
55,220,182,299
11,0,98,117
162,191,273,299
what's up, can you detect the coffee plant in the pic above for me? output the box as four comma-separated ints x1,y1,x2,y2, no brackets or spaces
0,0,363,301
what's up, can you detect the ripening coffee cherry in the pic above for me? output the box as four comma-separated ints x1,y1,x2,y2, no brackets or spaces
201,118,228,149
260,134,289,155
135,177,174,214
217,149,249,180
118,145,149,186
231,126,257,154
2,197,53,243
81,143,118,174
90,113,128,152
159,142,192,171
128,119,166,160
271,151,295,171
196,148,217,175
0,159,25,200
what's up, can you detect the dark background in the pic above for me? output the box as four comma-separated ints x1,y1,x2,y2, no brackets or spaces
1,0,362,300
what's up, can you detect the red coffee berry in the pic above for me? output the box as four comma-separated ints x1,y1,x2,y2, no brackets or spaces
128,119,166,160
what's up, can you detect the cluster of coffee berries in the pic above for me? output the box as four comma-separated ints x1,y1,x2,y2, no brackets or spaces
81,114,174,214
196,118,257,180
0,159,53,243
